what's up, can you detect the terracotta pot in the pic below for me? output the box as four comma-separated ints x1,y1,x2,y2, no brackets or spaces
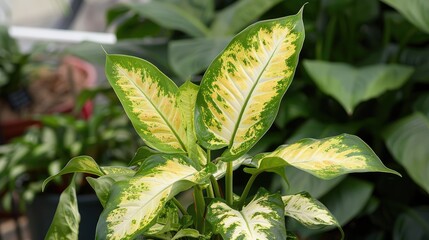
0,56,96,143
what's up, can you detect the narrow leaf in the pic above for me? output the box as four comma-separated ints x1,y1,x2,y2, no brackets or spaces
96,154,215,240
177,81,207,166
255,134,400,180
42,156,104,191
105,54,187,153
384,113,429,194
196,10,305,161
128,146,160,167
382,0,429,34
282,192,339,228
207,188,286,240
45,174,80,240
303,61,413,114
171,229,202,240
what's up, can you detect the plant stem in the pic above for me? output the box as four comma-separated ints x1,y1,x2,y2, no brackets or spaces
171,197,188,216
237,173,259,208
225,161,233,206
207,183,215,198
193,185,206,233
210,175,222,198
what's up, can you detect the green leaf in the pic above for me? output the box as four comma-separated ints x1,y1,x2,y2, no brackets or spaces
105,54,188,153
45,174,80,240
303,60,413,114
177,81,207,166
87,168,135,207
127,2,210,37
393,206,429,240
42,156,104,191
282,192,340,229
169,37,231,80
213,155,252,180
128,146,161,167
207,188,286,239
171,228,202,240
382,0,429,34
96,154,215,240
384,113,429,194
254,134,400,180
210,0,283,35
144,201,181,238
196,10,305,161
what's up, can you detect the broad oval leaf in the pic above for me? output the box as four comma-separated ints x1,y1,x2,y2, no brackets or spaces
45,174,80,240
384,113,429,194
207,188,286,240
105,54,187,153
303,60,413,115
196,10,305,161
282,192,339,228
96,154,215,240
42,156,104,191
254,134,400,180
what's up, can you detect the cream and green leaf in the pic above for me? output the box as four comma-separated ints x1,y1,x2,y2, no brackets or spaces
96,154,216,240
282,192,339,228
105,54,187,154
195,9,305,161
253,134,400,179
207,188,286,240
177,81,207,166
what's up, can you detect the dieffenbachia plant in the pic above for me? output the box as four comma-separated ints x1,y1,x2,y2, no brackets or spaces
43,8,400,240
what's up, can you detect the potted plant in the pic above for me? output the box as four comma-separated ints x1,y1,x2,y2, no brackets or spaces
43,9,400,239
0,25,96,142
0,92,141,239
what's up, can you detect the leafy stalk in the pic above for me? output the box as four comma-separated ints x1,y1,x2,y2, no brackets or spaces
193,185,206,233
237,173,259,209
171,197,188,216
210,175,222,199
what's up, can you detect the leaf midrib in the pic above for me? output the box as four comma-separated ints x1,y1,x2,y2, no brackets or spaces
228,36,285,149
116,65,187,152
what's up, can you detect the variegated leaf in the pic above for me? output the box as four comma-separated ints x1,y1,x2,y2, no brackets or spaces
106,54,187,153
254,134,400,179
96,154,216,240
195,9,305,161
207,188,286,239
45,174,80,240
282,192,339,228
177,81,207,166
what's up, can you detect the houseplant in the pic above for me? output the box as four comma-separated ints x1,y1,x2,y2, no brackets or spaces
0,91,141,239
43,9,400,239
0,25,96,142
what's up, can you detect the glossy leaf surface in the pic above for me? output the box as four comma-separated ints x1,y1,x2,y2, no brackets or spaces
207,188,286,239
177,81,207,165
105,54,187,153
255,134,400,180
196,10,305,161
96,154,215,240
384,113,429,194
304,60,413,114
282,192,339,228
42,156,104,191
